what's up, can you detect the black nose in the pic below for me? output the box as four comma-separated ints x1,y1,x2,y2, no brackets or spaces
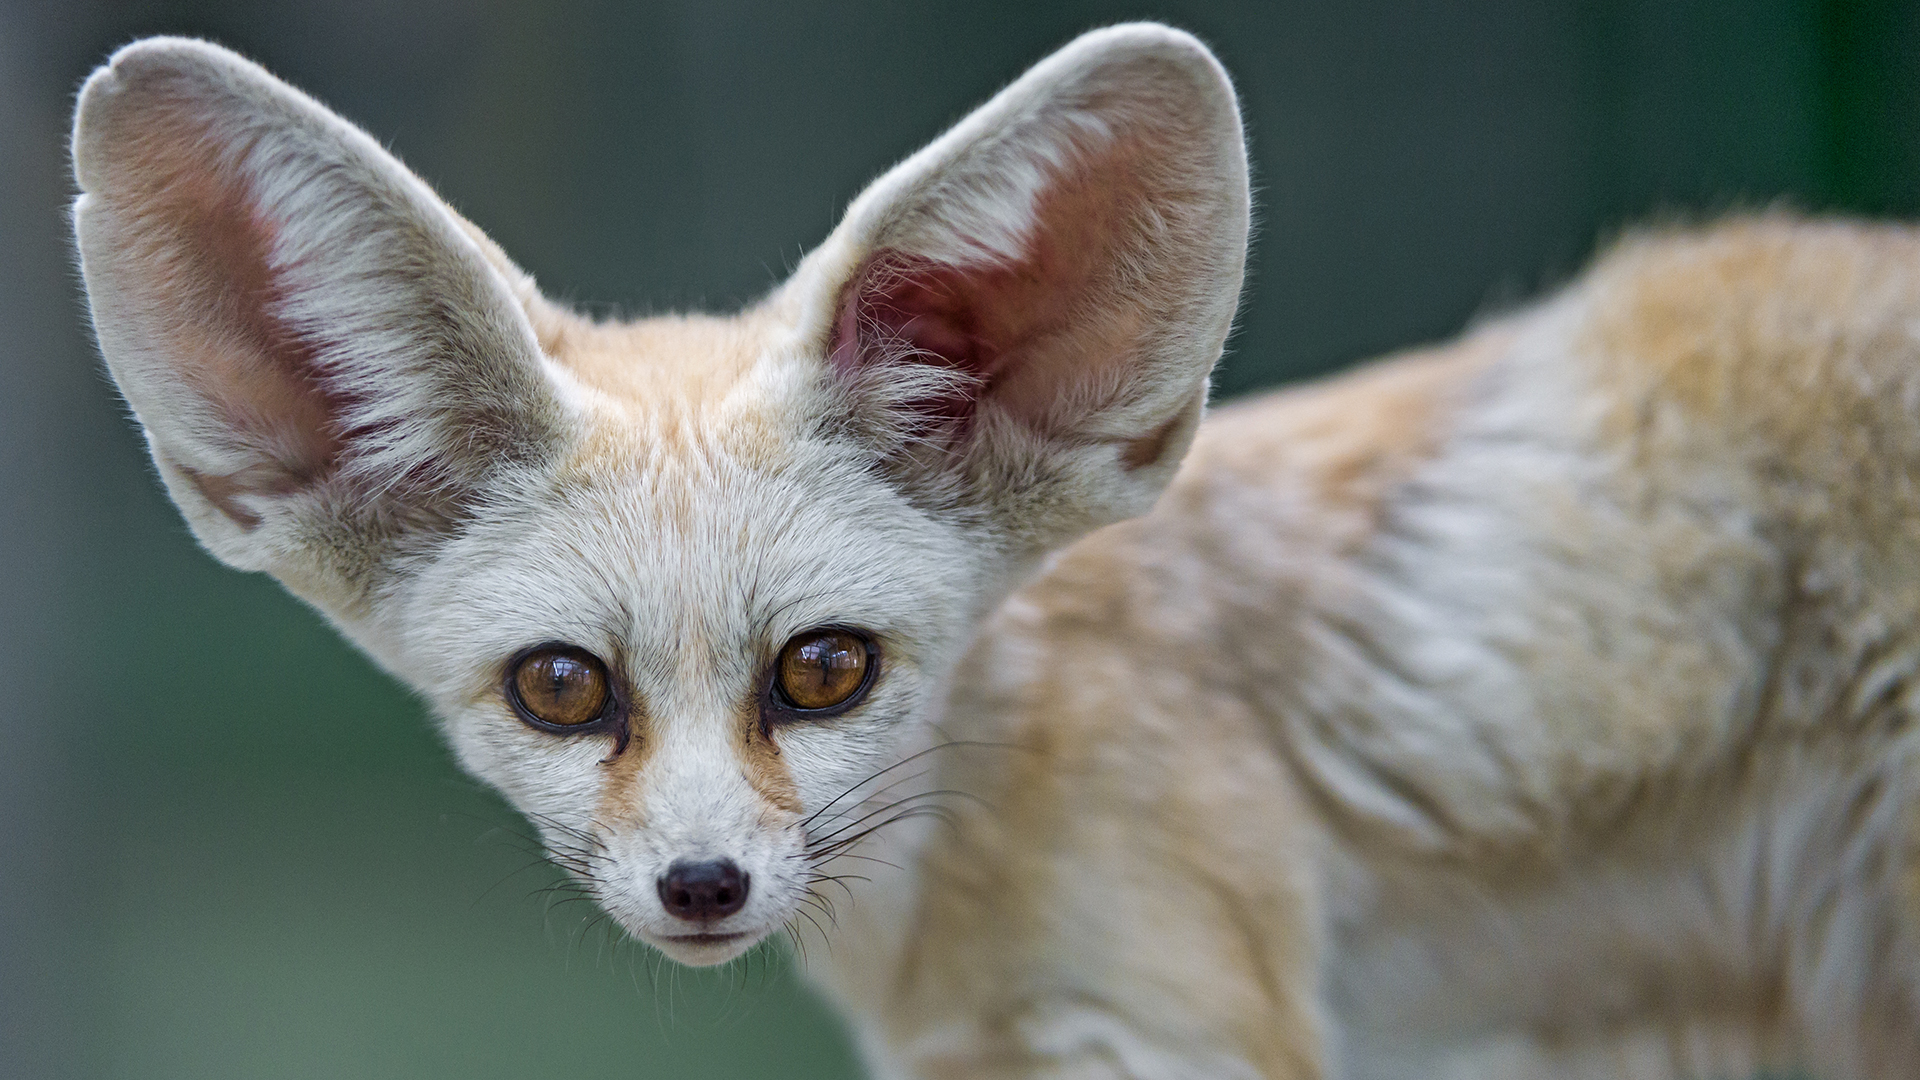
657,859,749,922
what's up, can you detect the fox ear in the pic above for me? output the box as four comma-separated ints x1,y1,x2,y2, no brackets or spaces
72,38,569,606
789,24,1249,553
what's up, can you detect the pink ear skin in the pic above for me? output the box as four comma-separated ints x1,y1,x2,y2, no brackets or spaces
158,161,347,529
829,253,992,426
84,85,349,529
828,131,1167,442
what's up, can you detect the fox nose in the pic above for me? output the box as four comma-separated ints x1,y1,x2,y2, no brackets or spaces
657,859,749,922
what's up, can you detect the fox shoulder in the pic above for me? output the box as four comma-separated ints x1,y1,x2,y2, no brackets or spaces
963,213,1920,857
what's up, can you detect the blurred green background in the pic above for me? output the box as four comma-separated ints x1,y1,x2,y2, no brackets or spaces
2,2,1917,1077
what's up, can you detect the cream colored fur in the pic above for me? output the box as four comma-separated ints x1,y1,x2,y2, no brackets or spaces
71,25,1920,1080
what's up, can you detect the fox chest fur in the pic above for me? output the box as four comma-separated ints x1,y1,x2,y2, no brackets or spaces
71,23,1920,1080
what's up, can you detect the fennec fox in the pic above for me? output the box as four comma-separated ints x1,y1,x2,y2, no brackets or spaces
70,22,1920,1080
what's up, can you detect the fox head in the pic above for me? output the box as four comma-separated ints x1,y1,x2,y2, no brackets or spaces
71,25,1248,966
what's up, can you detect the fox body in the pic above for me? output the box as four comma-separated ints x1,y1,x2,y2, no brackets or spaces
70,24,1920,1080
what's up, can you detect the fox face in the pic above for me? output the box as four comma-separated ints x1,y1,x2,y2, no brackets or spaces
71,26,1248,966
395,402,987,964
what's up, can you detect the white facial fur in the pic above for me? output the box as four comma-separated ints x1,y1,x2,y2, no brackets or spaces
393,401,987,964
71,26,1249,966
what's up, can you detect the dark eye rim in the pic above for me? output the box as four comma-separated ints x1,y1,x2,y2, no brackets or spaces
502,642,629,749
764,626,882,723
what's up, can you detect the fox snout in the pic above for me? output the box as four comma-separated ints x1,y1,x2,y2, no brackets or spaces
588,827,792,965
658,858,750,922
647,855,762,963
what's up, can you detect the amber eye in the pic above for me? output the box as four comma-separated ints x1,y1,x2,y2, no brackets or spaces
772,629,875,713
508,646,612,728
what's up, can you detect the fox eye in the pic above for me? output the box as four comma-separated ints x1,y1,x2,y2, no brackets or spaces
507,645,613,729
771,629,876,715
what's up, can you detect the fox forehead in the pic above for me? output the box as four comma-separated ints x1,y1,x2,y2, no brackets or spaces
541,309,779,417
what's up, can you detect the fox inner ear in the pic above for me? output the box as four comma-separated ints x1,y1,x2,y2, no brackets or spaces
806,25,1249,548
72,38,567,595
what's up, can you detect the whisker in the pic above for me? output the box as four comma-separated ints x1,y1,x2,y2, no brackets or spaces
805,767,937,834
805,789,980,849
808,850,902,872
808,806,961,861
806,872,868,905
796,739,1023,831
786,921,811,971
794,907,831,958
468,853,569,908
798,890,840,930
